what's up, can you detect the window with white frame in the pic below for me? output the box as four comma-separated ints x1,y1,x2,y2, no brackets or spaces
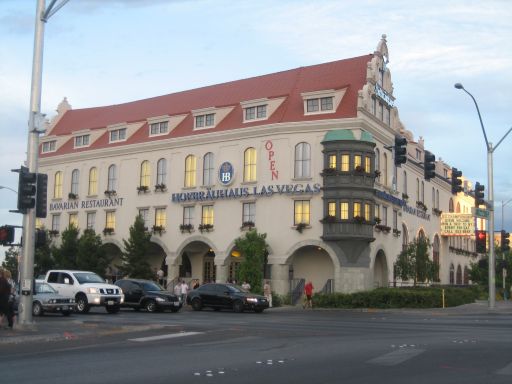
245,105,267,121
150,121,168,135
328,202,336,217
183,206,194,226
54,171,63,199
353,202,362,219
138,208,149,229
140,160,151,188
184,155,197,188
340,202,349,220
155,208,166,228
201,205,214,225
195,113,215,129
341,154,350,172
42,141,56,153
306,97,333,113
105,211,115,230
110,128,126,143
203,152,214,186
364,203,371,221
69,213,78,228
243,148,257,182
86,212,96,230
242,202,255,224
71,169,79,195
74,134,90,148
51,214,60,232
294,200,310,225
157,158,167,186
382,206,388,226
328,154,337,169
107,164,117,191
294,142,311,178
88,167,98,195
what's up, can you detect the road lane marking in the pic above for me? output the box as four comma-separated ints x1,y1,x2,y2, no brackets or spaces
128,331,203,342
367,348,425,366
496,362,512,375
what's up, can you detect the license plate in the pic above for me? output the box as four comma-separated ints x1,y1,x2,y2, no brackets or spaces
173,302,180,307
107,300,114,306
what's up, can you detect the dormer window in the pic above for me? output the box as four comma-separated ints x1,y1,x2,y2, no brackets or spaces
307,97,333,113
195,113,215,129
150,121,168,136
302,89,345,116
245,105,267,121
42,140,56,153
74,134,90,148
109,128,126,143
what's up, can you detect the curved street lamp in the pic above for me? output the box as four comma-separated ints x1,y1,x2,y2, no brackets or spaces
454,83,512,309
0,186,17,194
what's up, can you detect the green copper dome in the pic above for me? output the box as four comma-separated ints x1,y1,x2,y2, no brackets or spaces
323,129,375,143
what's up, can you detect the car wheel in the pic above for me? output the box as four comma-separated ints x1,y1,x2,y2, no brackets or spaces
106,305,120,314
145,300,157,313
191,298,202,311
62,311,72,316
233,300,244,313
32,301,43,316
75,294,90,314
254,308,264,313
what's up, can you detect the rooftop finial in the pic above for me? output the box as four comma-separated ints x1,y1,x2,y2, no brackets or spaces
375,34,389,63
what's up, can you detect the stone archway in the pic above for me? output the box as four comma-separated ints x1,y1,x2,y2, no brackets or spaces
102,242,123,282
373,250,388,288
176,240,216,284
287,245,335,295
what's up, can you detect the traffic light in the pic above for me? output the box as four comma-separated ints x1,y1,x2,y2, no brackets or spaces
424,151,436,180
451,167,463,194
36,173,48,218
394,136,407,166
474,182,485,207
501,230,510,252
0,225,15,245
475,230,487,253
16,166,37,213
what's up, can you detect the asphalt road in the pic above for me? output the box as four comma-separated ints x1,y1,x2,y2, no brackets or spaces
1,306,512,384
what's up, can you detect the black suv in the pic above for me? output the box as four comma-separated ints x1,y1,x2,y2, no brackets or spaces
114,279,182,313
187,283,269,313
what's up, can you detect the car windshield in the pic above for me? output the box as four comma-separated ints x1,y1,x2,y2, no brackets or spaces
36,282,57,294
74,272,105,284
142,281,164,291
228,284,247,293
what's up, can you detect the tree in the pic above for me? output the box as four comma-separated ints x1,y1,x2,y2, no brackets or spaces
76,229,110,277
35,229,55,276
52,224,80,269
1,246,19,281
394,235,438,286
235,229,268,294
119,215,153,279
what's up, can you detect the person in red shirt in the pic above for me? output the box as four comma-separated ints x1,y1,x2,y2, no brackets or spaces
303,280,314,309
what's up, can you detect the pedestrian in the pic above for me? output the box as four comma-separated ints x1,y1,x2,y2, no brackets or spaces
303,280,314,309
0,269,13,329
192,279,200,290
241,281,251,291
156,268,164,286
263,280,272,308
174,280,182,298
180,280,189,304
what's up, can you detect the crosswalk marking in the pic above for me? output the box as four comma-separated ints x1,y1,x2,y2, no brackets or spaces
367,348,425,366
128,332,203,342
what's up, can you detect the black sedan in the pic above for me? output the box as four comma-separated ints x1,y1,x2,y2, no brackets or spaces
114,279,182,313
187,283,269,313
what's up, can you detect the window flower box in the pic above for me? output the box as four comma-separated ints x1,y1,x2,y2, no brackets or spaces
154,183,167,192
137,185,149,194
152,225,165,235
68,192,78,200
416,201,428,212
104,190,116,197
374,170,381,178
353,215,366,224
321,215,337,223
354,166,365,174
48,229,59,237
295,222,307,233
240,221,255,230
179,224,194,233
198,223,214,233
401,193,409,201
374,224,391,233
393,228,401,237
432,208,443,216
322,168,337,176
102,227,114,235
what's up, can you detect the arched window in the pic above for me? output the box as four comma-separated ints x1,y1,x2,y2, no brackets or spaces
449,198,454,213
463,266,469,285
375,148,380,171
54,171,63,199
456,202,461,213
157,158,167,185
294,142,311,178
88,167,98,195
140,161,151,187
184,155,197,188
416,178,420,202
433,235,440,282
244,147,257,182
403,170,407,195
203,152,214,186
383,153,388,186
107,164,117,191
449,264,455,285
456,265,462,285
70,169,79,195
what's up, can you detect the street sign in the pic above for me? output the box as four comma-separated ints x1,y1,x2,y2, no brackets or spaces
472,207,489,219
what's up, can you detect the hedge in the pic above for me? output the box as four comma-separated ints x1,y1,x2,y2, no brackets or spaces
312,286,480,309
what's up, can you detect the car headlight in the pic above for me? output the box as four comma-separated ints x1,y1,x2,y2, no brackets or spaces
246,297,258,303
69,299,75,303
155,297,165,302
87,287,99,294
48,299,56,304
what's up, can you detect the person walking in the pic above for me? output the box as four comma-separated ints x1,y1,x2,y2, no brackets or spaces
303,280,314,309
241,281,251,291
180,280,189,304
0,269,13,329
263,280,272,308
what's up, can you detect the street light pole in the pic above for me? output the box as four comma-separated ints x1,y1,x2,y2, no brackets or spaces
18,0,68,327
0,186,18,194
454,83,512,310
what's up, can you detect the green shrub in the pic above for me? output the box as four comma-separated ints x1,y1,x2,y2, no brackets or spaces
313,287,478,309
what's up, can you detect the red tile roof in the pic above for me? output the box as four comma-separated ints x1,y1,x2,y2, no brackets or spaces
42,54,372,157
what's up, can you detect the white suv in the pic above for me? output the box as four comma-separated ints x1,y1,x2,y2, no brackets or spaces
45,270,124,314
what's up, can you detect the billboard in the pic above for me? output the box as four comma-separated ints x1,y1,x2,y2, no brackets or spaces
440,213,475,236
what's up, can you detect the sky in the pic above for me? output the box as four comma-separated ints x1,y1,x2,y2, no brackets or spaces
1,0,511,260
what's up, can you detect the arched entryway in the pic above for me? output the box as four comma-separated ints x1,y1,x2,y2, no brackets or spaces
456,264,462,285
287,245,335,295
103,242,123,283
177,241,216,284
373,250,388,288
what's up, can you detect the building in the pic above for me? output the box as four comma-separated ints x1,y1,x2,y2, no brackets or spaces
38,35,480,296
